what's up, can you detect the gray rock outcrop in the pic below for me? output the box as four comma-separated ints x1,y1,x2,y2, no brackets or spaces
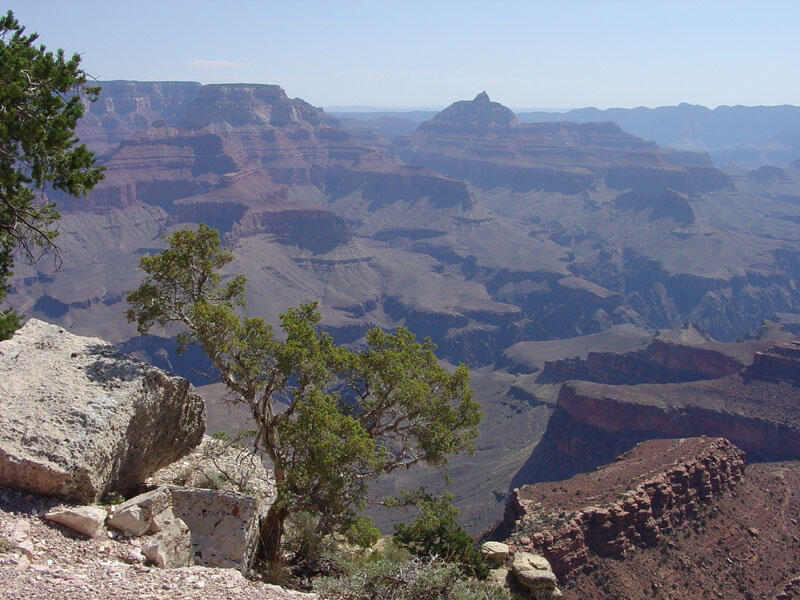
169,486,270,574
0,319,206,503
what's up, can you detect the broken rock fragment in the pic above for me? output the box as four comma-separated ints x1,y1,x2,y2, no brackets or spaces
44,505,108,539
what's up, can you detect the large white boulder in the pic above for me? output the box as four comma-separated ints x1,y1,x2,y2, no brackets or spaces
0,319,206,503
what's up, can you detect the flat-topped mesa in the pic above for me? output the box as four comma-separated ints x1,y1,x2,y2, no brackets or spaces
419,91,521,132
747,340,800,383
538,331,752,385
181,83,335,128
229,207,353,254
501,437,746,579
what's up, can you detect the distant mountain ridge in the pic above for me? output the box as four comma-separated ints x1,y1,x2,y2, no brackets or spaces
334,101,800,169
518,103,800,168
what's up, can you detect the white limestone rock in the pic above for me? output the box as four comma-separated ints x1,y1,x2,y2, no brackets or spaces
44,505,108,539
107,487,172,537
169,486,270,574
511,552,560,599
141,512,193,568
481,541,510,566
0,319,206,503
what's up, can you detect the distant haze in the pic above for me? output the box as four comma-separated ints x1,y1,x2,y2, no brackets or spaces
12,0,800,109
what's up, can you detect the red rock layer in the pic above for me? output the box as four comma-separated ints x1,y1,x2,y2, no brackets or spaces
748,339,800,383
539,337,746,385
503,437,746,579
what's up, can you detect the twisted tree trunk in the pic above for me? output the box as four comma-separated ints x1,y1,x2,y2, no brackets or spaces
258,504,290,566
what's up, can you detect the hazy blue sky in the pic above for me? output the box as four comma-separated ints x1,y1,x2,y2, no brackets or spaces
11,1,800,110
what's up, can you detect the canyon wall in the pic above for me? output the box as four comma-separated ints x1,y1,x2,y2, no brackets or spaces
502,437,746,579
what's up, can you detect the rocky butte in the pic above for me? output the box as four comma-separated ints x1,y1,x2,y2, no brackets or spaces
545,336,800,472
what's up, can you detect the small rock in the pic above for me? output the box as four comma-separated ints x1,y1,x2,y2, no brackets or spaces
14,554,30,571
10,520,30,543
17,540,34,560
747,527,759,537
45,505,108,538
481,541,509,567
119,547,146,564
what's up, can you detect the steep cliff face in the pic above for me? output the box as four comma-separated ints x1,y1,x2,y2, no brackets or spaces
501,437,746,579
747,339,800,383
505,334,800,492
567,247,800,342
539,337,748,385
230,208,352,253
534,339,800,470
61,126,237,212
76,81,202,156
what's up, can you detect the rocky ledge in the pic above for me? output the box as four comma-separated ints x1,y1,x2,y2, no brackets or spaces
501,437,745,579
551,343,800,463
747,339,800,383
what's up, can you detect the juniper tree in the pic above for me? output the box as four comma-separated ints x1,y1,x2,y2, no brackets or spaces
126,224,481,564
0,10,105,338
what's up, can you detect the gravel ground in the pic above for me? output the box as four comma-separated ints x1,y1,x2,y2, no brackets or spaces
0,485,316,600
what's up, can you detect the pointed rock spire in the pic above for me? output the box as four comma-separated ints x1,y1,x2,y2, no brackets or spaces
424,92,520,131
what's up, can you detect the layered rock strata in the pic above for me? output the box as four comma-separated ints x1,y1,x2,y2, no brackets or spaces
397,92,728,196
552,339,800,462
0,319,206,503
538,337,747,385
502,437,745,579
748,339,800,383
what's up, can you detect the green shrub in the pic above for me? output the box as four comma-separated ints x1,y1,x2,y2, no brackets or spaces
343,515,380,550
392,491,489,579
315,556,509,600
